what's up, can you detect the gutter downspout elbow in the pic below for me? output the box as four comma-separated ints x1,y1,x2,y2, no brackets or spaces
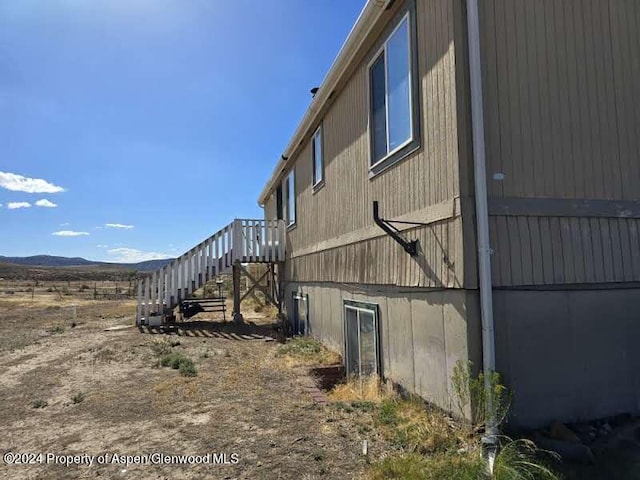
466,0,498,456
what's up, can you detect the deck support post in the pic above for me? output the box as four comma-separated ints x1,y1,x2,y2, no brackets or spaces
232,260,244,323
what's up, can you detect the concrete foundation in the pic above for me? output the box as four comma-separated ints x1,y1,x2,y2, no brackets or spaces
284,283,482,416
285,282,640,429
492,287,640,428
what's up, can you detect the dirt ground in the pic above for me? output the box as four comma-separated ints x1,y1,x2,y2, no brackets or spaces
0,292,391,480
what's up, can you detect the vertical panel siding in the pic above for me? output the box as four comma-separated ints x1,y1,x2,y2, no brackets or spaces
479,0,640,200
287,217,463,288
280,0,466,287
470,0,640,287
264,194,277,222
489,216,640,287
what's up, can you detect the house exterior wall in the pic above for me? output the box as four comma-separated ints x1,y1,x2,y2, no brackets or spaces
459,0,640,426
269,0,470,289
264,194,277,223
285,282,482,415
462,0,640,288
492,287,640,427
262,0,640,427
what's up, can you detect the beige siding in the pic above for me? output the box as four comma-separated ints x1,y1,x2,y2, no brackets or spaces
264,193,277,221
464,0,640,287
488,216,640,287
284,0,467,287
480,0,640,200
288,218,464,288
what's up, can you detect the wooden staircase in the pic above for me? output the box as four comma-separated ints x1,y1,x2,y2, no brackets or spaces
136,219,285,325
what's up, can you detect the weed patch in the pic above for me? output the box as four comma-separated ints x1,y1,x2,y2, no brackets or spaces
159,352,198,377
276,337,341,366
370,452,486,480
32,399,48,409
72,392,86,404
375,397,463,454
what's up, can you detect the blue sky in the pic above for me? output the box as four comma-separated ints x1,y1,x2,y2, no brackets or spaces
0,0,364,263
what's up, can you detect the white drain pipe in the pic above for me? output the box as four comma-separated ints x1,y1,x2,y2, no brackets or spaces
466,0,498,449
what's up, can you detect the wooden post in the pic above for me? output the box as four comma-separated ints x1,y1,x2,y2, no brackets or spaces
207,237,214,280
232,219,242,264
215,233,220,275
200,242,207,285
151,271,158,314
232,260,243,323
136,280,143,325
144,275,151,321
187,251,193,296
158,267,166,314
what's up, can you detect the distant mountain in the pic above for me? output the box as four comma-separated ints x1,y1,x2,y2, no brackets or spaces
0,255,172,272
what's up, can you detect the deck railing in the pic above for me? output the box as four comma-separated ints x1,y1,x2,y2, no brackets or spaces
136,218,285,324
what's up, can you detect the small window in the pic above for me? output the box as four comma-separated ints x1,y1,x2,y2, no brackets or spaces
285,169,295,226
368,11,419,174
344,300,380,377
312,126,324,188
292,292,309,335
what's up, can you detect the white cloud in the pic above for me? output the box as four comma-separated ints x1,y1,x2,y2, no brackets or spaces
7,202,31,209
107,247,171,263
105,223,134,229
60,222,70,226
52,230,90,237
0,171,65,193
96,244,109,248
35,199,57,208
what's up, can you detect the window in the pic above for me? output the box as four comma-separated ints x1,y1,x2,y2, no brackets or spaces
368,12,419,174
276,186,283,220
292,292,309,335
285,170,295,226
344,301,380,377
312,126,324,188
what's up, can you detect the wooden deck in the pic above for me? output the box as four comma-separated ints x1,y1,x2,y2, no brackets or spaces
136,219,285,324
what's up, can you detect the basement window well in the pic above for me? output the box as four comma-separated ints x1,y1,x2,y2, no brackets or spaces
344,300,380,377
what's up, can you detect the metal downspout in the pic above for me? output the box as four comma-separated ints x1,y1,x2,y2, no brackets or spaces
466,0,498,458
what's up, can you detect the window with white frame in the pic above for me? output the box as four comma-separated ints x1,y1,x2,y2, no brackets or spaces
344,300,380,377
312,126,324,188
369,11,418,173
285,169,295,226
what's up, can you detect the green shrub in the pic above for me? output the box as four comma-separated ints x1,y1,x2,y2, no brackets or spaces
178,358,198,377
71,392,86,404
159,352,198,377
451,360,512,432
32,399,48,409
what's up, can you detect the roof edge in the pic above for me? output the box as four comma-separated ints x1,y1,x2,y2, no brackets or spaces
257,0,391,206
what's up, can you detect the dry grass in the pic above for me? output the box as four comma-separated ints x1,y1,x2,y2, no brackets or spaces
328,375,390,403
276,337,341,367
376,397,466,455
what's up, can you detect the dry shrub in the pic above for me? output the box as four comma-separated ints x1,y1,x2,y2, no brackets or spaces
328,375,389,403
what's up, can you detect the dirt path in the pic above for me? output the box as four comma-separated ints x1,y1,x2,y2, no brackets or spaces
0,305,382,480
